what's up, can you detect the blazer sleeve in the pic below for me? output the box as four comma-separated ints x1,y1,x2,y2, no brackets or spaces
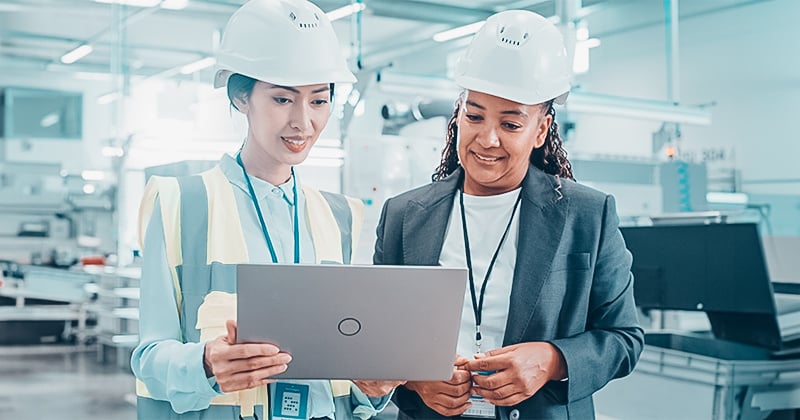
373,197,403,266
373,199,389,265
548,195,645,403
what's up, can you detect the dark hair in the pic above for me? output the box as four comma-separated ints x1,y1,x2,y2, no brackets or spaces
227,73,257,111
432,96,574,182
226,73,336,111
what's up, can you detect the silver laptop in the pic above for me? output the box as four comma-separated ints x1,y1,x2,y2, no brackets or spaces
236,263,467,381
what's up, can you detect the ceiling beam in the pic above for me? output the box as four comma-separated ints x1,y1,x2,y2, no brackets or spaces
365,0,496,25
0,30,208,57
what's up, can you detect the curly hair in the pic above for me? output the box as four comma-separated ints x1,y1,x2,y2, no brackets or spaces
432,96,574,182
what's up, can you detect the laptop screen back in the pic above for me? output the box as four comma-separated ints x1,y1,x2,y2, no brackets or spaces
236,264,467,380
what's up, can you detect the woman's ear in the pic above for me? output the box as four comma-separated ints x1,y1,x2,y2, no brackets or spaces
534,113,553,149
233,96,248,114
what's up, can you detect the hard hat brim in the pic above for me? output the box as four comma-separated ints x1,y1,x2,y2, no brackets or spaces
457,75,570,106
213,69,233,89
213,68,356,89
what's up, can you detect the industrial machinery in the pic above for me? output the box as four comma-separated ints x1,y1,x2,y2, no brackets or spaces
595,222,800,420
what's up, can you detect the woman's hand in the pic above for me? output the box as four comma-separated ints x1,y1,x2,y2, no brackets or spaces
466,342,566,406
352,380,407,398
203,319,293,393
405,355,473,416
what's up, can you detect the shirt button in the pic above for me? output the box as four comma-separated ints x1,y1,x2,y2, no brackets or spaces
510,409,520,420
271,188,281,195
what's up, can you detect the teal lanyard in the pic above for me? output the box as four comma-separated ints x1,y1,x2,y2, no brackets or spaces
236,153,300,264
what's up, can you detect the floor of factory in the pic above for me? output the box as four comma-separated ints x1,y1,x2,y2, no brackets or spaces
0,345,399,420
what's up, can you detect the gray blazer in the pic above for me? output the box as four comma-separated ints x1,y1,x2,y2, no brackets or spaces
374,166,644,420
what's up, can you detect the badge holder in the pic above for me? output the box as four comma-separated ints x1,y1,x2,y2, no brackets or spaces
271,382,310,420
463,371,496,419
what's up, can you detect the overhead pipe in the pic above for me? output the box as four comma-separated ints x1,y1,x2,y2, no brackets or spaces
555,0,582,77
376,69,712,126
566,91,711,125
0,30,207,60
366,0,495,25
382,98,455,122
665,0,680,103
380,98,455,134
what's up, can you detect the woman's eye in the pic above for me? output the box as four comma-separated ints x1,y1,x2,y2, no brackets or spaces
503,122,522,130
311,99,329,106
465,114,482,121
273,97,291,104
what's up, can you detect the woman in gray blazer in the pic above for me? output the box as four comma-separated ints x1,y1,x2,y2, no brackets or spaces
373,10,644,420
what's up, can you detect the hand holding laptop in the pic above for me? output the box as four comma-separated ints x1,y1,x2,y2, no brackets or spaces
352,380,407,398
204,319,294,393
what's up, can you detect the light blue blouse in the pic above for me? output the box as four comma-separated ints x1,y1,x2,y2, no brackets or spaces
131,154,389,417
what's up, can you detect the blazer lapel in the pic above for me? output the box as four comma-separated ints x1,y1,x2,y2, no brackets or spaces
503,166,570,345
401,169,461,265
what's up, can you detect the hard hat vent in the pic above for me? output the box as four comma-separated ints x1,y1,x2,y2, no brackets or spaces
288,9,320,30
497,25,530,48
213,0,356,88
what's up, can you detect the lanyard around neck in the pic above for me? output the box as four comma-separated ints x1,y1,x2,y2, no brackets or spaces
459,185,521,353
236,153,300,264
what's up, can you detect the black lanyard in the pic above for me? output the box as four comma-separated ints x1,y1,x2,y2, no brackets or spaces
236,153,300,264
459,187,521,352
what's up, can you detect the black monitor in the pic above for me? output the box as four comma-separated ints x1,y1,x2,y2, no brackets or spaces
621,223,783,349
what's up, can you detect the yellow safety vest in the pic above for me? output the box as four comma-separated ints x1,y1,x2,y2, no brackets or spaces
135,165,364,417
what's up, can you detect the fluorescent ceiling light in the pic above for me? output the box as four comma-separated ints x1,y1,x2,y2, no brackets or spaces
583,38,601,49
102,146,125,157
573,38,601,74
94,0,160,7
566,92,712,125
326,3,366,22
706,192,748,205
40,113,60,128
180,57,216,74
433,21,485,42
81,170,106,181
73,71,112,81
160,0,188,10
60,44,93,64
97,92,121,105
577,26,590,41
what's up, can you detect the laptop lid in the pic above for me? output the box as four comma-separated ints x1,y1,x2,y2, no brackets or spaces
236,264,467,381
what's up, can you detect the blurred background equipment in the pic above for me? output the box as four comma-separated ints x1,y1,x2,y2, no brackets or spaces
1,0,799,419
595,221,800,420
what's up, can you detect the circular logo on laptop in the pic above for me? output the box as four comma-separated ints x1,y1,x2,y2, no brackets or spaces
338,317,361,336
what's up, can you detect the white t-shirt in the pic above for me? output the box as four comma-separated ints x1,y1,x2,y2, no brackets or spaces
439,188,521,357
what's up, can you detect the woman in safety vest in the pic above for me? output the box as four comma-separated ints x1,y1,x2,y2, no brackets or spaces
132,1,401,418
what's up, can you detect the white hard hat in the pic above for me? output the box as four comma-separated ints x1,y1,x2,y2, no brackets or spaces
213,0,356,89
455,10,571,105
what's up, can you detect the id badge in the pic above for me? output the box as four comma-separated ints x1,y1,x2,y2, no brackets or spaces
271,382,310,420
463,395,496,418
463,370,496,418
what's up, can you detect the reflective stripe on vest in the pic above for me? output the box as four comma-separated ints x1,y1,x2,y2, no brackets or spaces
136,164,364,415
